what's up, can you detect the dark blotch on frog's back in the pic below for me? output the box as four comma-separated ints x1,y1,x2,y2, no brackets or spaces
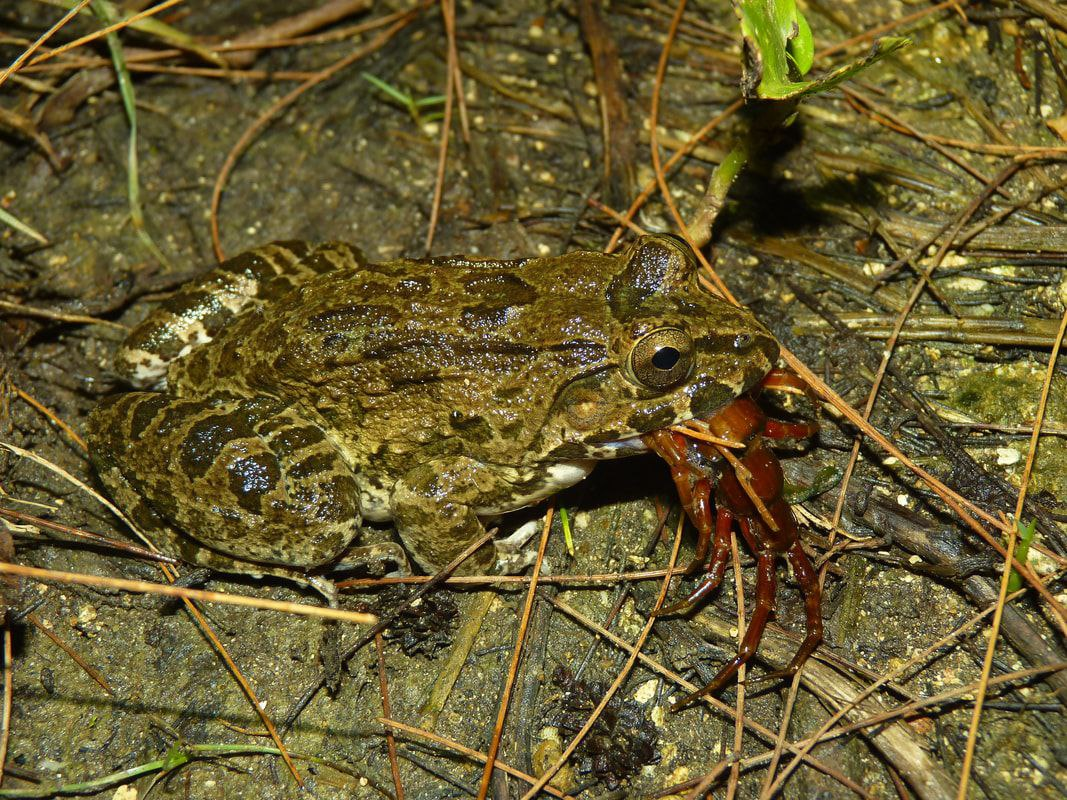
177,397,281,481
383,359,443,388
448,411,494,443
461,304,515,332
460,272,538,334
395,276,431,295
288,451,336,481
306,304,401,333
180,408,253,481
128,392,171,439
228,453,281,515
267,422,328,459
464,272,537,304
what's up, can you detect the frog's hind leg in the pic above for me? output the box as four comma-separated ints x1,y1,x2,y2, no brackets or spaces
87,392,363,572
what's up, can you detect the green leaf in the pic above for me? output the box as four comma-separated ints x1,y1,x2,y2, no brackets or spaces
733,0,908,100
789,10,814,75
733,0,808,96
780,36,909,101
560,507,575,557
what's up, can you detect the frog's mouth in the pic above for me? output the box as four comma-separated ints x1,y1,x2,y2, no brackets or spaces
583,435,651,459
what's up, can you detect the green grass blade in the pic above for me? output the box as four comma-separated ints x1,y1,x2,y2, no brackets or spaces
362,72,414,105
91,0,170,268
0,205,48,245
560,506,575,556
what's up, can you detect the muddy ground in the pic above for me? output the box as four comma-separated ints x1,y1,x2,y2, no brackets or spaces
1,1,1066,798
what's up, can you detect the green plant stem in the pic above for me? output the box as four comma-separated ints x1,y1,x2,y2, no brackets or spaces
1007,519,1037,593
688,139,749,248
0,743,390,798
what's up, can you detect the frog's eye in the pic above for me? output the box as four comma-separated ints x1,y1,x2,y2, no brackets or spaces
629,327,693,389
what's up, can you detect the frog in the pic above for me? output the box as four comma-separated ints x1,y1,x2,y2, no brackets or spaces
86,234,778,596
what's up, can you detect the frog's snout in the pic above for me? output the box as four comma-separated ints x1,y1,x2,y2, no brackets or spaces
747,327,780,370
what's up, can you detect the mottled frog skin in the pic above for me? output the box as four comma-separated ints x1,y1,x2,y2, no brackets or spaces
87,235,777,588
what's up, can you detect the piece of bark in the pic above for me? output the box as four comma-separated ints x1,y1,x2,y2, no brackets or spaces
577,0,637,209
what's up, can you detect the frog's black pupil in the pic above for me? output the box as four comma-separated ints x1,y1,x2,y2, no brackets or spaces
651,346,680,371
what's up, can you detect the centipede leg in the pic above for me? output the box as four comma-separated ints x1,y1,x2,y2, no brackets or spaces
685,474,713,572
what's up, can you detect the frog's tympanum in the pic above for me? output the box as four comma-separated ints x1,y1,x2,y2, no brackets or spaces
87,235,777,591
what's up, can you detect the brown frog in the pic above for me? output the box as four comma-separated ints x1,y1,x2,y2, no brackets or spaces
87,235,777,593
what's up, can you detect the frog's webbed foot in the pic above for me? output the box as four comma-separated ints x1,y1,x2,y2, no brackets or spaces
391,457,519,575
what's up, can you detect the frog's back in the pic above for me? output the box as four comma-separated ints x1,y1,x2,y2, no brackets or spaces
238,250,620,459
267,251,619,379
118,241,626,468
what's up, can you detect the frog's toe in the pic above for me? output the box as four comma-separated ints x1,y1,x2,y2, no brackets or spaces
329,541,411,578
492,518,543,573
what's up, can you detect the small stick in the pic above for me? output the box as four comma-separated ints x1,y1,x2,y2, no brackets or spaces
0,562,376,625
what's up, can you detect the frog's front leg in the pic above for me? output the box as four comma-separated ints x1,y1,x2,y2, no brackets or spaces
87,392,363,572
391,457,572,575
